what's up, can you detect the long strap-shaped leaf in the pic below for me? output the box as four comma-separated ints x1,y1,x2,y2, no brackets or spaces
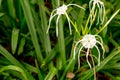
44,67,57,80
20,0,43,63
97,9,120,34
0,65,28,80
0,45,35,80
11,28,19,54
37,0,51,55
52,0,66,70
80,49,120,80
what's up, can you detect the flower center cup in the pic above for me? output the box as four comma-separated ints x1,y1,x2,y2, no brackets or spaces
94,0,99,4
57,4,68,15
81,34,96,48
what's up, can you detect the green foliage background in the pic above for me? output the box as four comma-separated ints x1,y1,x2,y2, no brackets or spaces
0,0,120,80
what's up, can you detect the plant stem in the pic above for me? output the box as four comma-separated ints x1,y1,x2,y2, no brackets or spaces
57,17,66,69
52,0,66,70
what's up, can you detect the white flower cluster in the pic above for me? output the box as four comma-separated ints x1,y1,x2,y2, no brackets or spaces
74,34,105,68
89,0,105,25
47,4,85,37
47,1,106,69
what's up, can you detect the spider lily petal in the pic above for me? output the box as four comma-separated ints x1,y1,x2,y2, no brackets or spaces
95,45,101,66
56,15,61,37
67,4,85,10
95,35,105,58
74,34,105,68
47,9,57,34
47,3,85,36
74,40,82,59
65,12,72,35
78,46,84,68
86,48,92,68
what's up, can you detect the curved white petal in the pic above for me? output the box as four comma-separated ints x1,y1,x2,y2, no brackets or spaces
95,45,101,66
96,41,105,59
74,40,82,59
86,48,92,68
56,15,61,37
67,4,85,10
47,13,57,33
65,12,72,35
78,46,84,68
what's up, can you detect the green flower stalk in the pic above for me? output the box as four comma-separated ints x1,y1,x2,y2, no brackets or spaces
74,34,105,68
47,3,85,37
89,0,105,25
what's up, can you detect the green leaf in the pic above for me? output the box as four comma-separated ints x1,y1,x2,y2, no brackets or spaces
44,67,57,80
97,9,120,34
60,58,75,80
17,37,26,55
35,60,44,80
7,0,16,19
0,65,28,80
0,0,2,7
0,45,35,80
37,0,51,55
22,62,38,73
79,49,120,80
0,13,5,17
20,0,44,63
11,28,19,54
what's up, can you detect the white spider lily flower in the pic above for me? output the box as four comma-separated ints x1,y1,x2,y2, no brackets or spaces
89,0,105,25
74,34,105,68
46,4,85,37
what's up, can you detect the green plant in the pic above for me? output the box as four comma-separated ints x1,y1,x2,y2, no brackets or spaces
0,0,120,80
